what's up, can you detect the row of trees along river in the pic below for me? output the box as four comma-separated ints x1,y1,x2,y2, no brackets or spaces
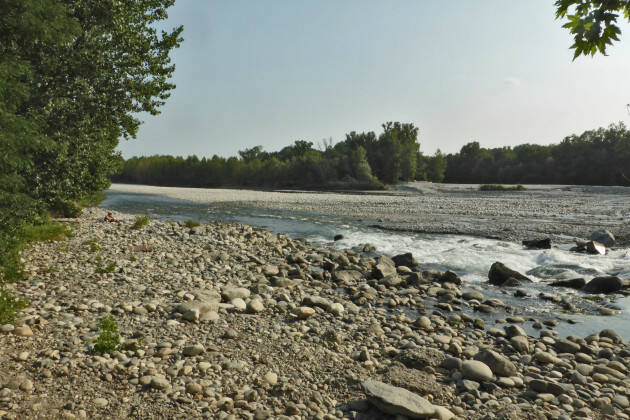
114,122,630,189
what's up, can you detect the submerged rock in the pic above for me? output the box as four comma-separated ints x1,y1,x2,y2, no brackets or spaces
522,238,551,249
550,278,586,289
582,276,624,294
488,262,531,286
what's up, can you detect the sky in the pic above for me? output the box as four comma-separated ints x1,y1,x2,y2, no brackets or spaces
117,0,630,158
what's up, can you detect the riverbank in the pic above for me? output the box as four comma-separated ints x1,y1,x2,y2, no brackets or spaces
1,208,630,419
109,183,630,247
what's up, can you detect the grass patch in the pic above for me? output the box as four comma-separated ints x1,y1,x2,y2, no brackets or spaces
0,288,28,325
129,256,137,262
93,316,120,354
21,222,73,243
184,220,200,229
94,256,116,274
132,215,150,229
84,238,101,252
479,184,527,192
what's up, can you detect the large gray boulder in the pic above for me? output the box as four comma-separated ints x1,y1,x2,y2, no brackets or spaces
589,229,615,247
488,262,531,286
362,380,436,419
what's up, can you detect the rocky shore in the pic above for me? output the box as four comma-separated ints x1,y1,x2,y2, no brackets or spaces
2,208,630,419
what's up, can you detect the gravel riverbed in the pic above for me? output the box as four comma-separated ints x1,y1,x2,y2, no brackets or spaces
2,207,630,419
109,183,630,247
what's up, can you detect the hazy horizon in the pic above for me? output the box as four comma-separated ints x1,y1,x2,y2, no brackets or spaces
117,0,630,159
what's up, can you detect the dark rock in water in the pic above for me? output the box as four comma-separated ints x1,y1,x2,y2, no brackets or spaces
582,276,623,294
502,278,523,287
514,289,528,297
333,234,344,241
522,238,551,249
488,262,531,286
586,240,606,255
362,243,376,252
440,270,462,285
392,252,417,268
589,229,615,247
550,278,586,289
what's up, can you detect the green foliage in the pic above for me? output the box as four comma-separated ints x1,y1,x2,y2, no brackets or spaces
479,184,527,191
94,256,116,274
85,239,101,252
0,0,181,284
184,220,200,228
113,122,419,189
443,123,630,186
93,316,120,354
555,0,630,59
21,223,73,243
133,215,150,229
0,288,28,325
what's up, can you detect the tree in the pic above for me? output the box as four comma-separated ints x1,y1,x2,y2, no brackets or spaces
1,0,182,279
556,0,630,59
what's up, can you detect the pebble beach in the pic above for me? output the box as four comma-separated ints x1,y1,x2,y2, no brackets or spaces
2,205,630,419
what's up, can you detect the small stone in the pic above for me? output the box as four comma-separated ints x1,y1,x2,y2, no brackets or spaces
19,380,33,393
263,371,278,386
246,299,264,313
294,307,315,319
183,344,205,357
461,360,493,382
150,377,170,391
14,326,33,337
93,398,108,408
185,382,202,394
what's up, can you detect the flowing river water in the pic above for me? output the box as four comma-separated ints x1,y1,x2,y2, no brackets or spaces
102,186,630,340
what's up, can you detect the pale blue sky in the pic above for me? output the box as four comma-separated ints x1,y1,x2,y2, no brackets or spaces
118,0,630,158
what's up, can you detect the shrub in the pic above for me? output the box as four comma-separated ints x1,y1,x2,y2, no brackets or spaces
0,288,28,325
85,239,101,252
93,316,120,354
479,184,527,192
22,222,74,243
132,215,150,229
184,220,200,229
94,256,116,274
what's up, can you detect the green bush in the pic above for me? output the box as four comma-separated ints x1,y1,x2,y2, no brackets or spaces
132,215,150,229
94,256,116,274
93,316,120,354
184,220,200,229
479,184,527,192
0,288,28,325
22,222,74,243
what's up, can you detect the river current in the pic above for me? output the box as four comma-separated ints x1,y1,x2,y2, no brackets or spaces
102,190,630,339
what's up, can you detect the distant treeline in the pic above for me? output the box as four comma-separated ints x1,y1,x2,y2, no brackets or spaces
114,122,630,189
443,123,630,186
114,122,447,189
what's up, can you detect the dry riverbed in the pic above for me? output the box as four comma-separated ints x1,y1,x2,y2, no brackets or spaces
1,208,630,419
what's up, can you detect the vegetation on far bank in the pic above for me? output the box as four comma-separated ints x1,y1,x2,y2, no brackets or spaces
115,122,630,191
479,184,527,192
